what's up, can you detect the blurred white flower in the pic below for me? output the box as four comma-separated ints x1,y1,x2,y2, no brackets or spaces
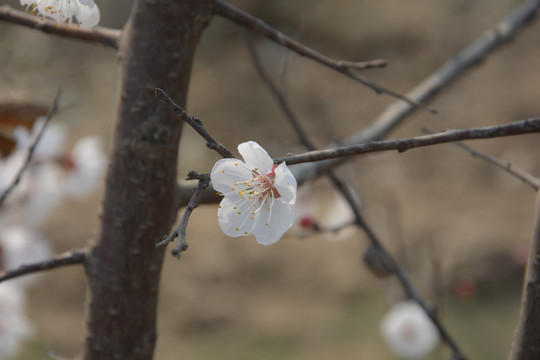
0,226,52,288
0,151,63,226
0,118,106,225
211,141,297,245
20,0,100,28
63,137,107,198
13,117,67,161
322,195,356,231
380,301,440,359
0,283,33,360
293,184,356,240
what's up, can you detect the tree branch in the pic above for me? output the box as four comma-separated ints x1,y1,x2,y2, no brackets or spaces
0,91,60,208
157,172,210,259
0,249,87,283
423,128,540,191
349,0,540,144
291,0,540,183
245,33,467,359
176,183,221,208
276,118,540,165
0,5,120,48
214,0,436,113
214,0,386,72
155,88,235,159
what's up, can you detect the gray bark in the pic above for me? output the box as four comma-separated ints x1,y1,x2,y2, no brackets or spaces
83,1,212,359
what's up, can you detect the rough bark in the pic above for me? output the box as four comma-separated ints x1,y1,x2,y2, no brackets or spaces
83,1,212,359
510,191,540,360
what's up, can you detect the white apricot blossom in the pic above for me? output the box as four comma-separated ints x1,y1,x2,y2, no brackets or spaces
20,0,100,28
0,283,33,360
0,119,107,225
293,183,356,240
210,141,297,246
380,301,440,359
0,226,52,289
63,137,107,198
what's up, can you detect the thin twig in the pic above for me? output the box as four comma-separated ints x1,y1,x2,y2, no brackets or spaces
245,34,467,359
297,221,355,237
0,5,120,48
157,172,210,259
0,249,87,283
242,31,317,150
214,0,436,113
0,92,61,208
276,118,540,165
155,88,235,159
423,127,540,191
292,0,540,183
349,0,540,143
176,183,221,210
214,0,386,72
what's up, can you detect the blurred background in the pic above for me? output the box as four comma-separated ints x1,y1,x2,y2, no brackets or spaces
1,0,540,358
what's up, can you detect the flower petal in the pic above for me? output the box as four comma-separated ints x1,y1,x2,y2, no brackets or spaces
273,162,297,205
210,158,252,195
252,200,294,245
238,141,273,174
76,1,100,28
381,301,440,359
217,197,261,237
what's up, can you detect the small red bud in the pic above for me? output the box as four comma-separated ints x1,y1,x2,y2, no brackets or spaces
61,153,77,170
453,276,477,300
300,215,316,229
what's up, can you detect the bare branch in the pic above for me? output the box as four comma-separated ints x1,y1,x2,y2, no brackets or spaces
0,249,87,283
350,0,540,144
509,191,540,360
157,172,210,259
242,30,317,150
292,0,540,183
276,118,540,166
0,5,120,48
155,88,235,159
245,34,467,359
176,184,220,208
0,91,60,208
423,128,540,191
214,0,436,113
214,0,386,72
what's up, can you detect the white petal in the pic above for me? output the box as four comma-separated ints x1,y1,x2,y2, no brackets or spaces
381,301,440,359
0,283,33,359
0,227,52,288
20,0,101,28
76,2,100,28
238,141,273,174
210,158,252,195
321,195,355,229
64,137,107,198
217,197,261,237
273,162,297,205
252,199,294,245
13,117,67,159
22,164,63,226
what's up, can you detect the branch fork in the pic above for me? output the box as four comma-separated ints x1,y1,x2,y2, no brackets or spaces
157,171,210,259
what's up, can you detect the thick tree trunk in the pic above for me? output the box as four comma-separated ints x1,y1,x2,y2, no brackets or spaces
83,1,212,359
509,191,540,360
